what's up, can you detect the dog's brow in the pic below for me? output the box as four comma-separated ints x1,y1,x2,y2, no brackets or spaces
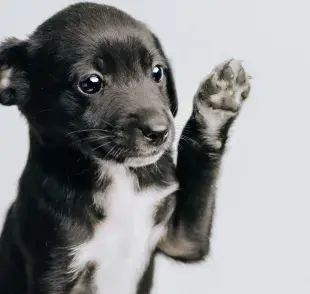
149,45,167,64
67,38,167,82
69,61,96,82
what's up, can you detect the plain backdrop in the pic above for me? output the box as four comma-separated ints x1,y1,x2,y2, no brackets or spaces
0,0,309,293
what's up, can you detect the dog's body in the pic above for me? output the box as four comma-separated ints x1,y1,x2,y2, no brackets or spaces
0,3,251,294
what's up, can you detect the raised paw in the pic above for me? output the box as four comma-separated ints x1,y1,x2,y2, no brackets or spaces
194,59,251,148
196,59,251,113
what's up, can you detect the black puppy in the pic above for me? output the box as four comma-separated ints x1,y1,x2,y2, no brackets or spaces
0,3,251,294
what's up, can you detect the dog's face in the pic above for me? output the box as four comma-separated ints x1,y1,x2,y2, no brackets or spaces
0,3,178,167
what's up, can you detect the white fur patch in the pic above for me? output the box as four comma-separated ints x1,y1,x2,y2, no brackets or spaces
0,68,12,89
69,163,178,294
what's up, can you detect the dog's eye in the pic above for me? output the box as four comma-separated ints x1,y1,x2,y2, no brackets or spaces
78,74,103,94
151,65,164,83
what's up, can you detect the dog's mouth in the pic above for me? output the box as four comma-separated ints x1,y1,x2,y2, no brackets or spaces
91,140,169,167
124,150,165,167
89,126,173,166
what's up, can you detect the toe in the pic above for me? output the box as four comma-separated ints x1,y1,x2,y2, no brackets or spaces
236,67,246,85
227,59,242,73
221,64,234,81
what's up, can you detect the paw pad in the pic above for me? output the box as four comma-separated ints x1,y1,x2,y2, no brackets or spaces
198,59,251,113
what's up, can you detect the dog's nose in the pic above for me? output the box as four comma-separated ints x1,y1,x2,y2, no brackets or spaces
141,125,169,145
138,112,169,145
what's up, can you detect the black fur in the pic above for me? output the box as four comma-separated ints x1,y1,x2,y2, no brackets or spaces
0,3,247,294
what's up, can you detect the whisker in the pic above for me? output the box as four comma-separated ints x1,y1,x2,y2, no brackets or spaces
114,148,123,159
93,140,112,151
120,148,130,158
104,146,117,159
65,128,112,136
101,120,116,129
72,135,114,145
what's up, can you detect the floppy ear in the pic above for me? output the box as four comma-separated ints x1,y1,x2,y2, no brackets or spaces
165,64,178,117
151,34,178,117
0,38,29,106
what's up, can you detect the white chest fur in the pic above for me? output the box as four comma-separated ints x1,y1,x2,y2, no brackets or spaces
69,164,178,294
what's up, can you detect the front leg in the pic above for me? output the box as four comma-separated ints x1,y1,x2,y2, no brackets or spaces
159,59,251,262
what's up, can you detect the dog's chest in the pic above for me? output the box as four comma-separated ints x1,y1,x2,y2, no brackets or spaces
71,166,177,294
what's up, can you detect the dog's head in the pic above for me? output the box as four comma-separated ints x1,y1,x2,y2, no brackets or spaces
0,3,178,167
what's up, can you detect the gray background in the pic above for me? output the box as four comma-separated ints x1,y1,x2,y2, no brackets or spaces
0,0,309,293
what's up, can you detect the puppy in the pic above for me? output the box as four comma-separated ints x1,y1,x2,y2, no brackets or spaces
0,3,251,294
